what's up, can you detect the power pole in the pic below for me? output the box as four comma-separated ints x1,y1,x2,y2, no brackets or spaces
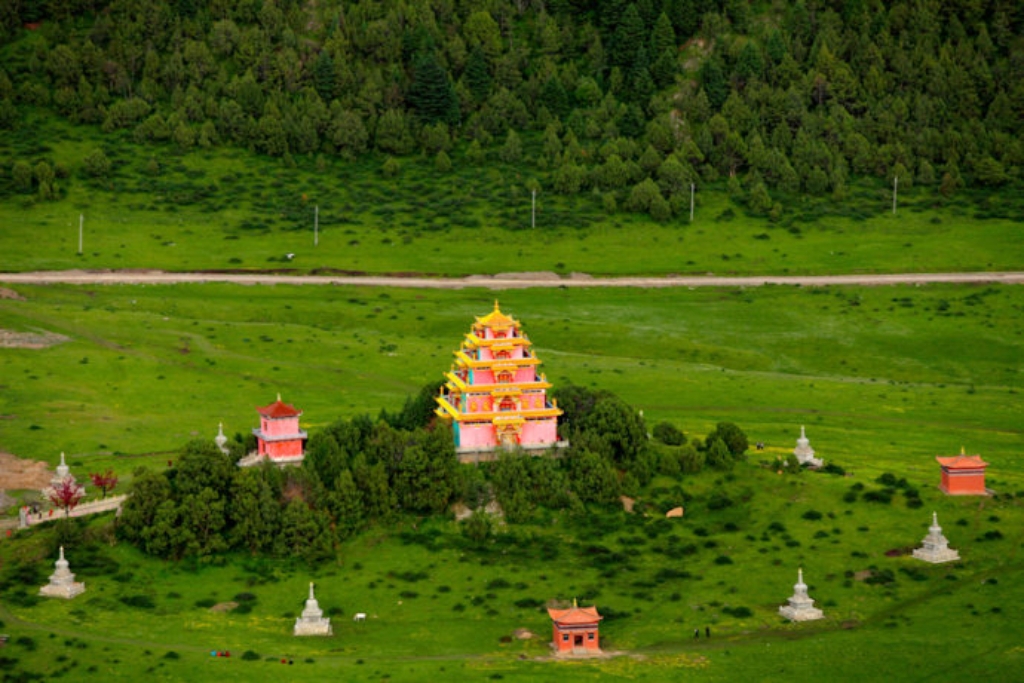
690,183,695,223
892,176,898,215
78,214,83,255
314,204,319,246
531,188,536,229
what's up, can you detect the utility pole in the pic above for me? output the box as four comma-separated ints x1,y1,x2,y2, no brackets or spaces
690,183,695,223
531,188,536,229
78,214,83,255
892,176,898,215
314,204,319,246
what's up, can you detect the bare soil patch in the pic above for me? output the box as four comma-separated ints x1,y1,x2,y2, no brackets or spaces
0,451,52,489
0,329,70,349
0,287,25,300
210,602,238,613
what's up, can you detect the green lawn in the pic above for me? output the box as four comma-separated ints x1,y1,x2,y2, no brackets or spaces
2,115,1022,277
1,281,1022,681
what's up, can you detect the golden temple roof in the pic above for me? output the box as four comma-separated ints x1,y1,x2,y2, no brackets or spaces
475,300,517,329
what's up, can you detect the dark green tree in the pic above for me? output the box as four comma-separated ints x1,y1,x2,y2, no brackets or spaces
699,58,729,111
407,51,459,125
463,46,491,102
314,50,335,101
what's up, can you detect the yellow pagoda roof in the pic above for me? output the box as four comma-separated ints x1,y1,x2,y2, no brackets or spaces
475,301,517,329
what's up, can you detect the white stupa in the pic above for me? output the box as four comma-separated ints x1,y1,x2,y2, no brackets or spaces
215,422,229,455
912,512,960,563
794,426,823,468
294,582,332,636
39,546,85,599
779,568,824,621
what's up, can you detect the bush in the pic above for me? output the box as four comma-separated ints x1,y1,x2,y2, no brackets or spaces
802,510,823,521
119,595,156,609
514,597,544,609
862,490,892,504
723,606,752,618
714,555,734,565
653,422,686,446
241,650,260,661
707,494,734,510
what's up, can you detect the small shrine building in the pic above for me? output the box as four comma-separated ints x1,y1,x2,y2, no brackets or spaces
547,600,603,654
435,302,564,460
252,394,307,465
936,448,988,495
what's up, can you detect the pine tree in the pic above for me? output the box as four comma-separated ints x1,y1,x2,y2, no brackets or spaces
463,46,491,102
407,51,459,125
313,50,335,101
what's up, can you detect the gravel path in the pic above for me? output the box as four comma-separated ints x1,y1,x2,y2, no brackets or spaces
1,270,1023,289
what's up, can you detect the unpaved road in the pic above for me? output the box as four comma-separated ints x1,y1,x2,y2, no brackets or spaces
2,269,1024,289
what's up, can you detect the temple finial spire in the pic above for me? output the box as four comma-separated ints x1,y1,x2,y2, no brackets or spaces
278,392,282,402
961,445,966,455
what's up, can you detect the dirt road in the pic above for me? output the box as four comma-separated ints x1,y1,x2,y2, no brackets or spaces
2,270,1023,289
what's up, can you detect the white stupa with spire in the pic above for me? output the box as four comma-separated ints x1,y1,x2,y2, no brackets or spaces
49,452,73,487
912,512,960,563
215,422,229,455
39,546,85,599
793,426,823,468
294,582,332,636
779,568,824,621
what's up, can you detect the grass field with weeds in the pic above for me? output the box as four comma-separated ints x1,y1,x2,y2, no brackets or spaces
1,114,1022,277
0,278,1022,681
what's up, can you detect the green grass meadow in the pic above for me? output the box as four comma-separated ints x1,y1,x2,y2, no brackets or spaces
2,115,1023,277
1,281,1023,680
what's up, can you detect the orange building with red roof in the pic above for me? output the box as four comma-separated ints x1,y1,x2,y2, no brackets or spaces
936,448,988,495
547,600,603,654
252,394,307,465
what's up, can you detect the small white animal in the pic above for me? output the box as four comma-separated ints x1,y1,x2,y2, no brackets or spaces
353,612,366,622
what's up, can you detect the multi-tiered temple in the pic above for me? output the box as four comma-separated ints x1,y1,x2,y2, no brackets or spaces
435,302,564,461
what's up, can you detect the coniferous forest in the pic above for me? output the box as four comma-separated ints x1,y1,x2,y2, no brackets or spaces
1,0,1022,222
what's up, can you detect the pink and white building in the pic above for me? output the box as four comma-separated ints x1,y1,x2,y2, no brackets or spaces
435,302,565,461
251,394,307,465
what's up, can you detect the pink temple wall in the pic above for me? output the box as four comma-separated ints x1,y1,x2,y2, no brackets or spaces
261,416,300,436
265,439,304,458
521,420,558,445
475,369,495,384
460,424,497,448
515,368,535,382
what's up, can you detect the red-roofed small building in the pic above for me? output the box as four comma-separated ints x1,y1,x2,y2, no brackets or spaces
936,448,988,495
252,394,307,465
547,600,603,654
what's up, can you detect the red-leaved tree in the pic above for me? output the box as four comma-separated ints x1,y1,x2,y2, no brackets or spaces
48,478,85,518
89,470,119,499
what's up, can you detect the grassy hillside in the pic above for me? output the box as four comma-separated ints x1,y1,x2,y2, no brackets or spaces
1,281,1021,471
1,116,1022,276
1,281,1022,680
